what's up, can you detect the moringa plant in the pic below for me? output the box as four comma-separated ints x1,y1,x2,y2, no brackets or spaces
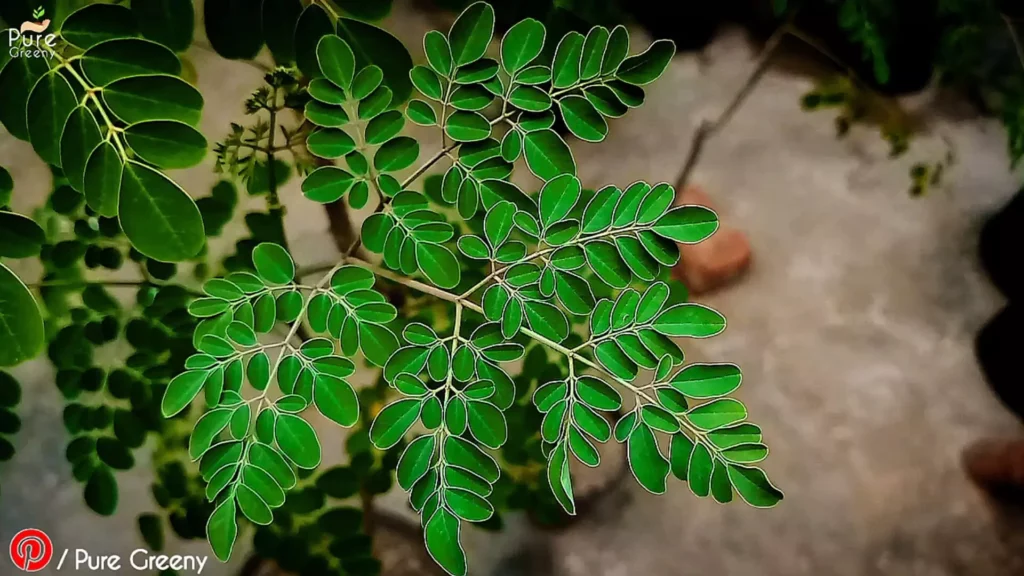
0,1,781,574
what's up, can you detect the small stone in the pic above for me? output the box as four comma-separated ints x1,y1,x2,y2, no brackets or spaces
671,185,751,294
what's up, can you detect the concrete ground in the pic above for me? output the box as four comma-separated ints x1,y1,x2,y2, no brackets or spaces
2,2,1023,575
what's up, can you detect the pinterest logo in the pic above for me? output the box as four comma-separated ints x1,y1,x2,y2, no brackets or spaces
9,529,53,572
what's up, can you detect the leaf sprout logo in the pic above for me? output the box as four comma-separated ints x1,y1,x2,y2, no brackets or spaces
9,528,53,572
6,6,56,59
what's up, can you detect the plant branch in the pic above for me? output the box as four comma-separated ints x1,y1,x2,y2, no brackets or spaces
344,256,715,448
1004,14,1024,73
50,51,129,158
675,19,790,191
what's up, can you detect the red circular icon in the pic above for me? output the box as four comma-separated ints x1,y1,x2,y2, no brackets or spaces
9,529,53,572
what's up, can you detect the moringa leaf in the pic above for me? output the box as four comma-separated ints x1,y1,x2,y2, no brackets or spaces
448,2,494,67
118,161,204,262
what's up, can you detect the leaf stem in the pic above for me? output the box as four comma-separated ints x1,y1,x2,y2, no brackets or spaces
51,51,129,159
344,255,717,453
253,264,344,409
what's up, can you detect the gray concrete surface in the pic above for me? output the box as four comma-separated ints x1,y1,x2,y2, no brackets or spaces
2,2,1023,575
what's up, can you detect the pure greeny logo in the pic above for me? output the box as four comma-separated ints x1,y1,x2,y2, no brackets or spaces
6,6,55,60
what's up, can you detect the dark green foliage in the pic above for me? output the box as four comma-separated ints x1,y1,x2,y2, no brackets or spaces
0,3,779,575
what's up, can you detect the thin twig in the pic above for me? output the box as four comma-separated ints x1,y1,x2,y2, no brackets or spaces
1004,14,1024,72
675,19,791,191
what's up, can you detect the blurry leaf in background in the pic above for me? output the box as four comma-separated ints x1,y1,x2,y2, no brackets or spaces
336,18,414,105
205,0,263,60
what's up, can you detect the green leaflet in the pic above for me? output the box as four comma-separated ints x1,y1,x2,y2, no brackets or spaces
523,300,569,343
60,106,102,193
584,241,631,289
307,128,356,159
0,263,44,367
559,95,608,142
539,174,581,229
448,1,494,67
687,441,713,497
627,424,669,493
547,441,575,514
708,423,762,449
445,111,491,142
446,487,493,521
374,136,419,171
84,467,118,516
444,435,499,483
637,183,675,224
615,236,660,281
576,376,622,411
416,242,461,289
594,341,637,381
398,435,436,490
582,185,622,233
124,120,207,169
457,58,500,83
654,206,719,243
580,26,610,81
275,413,322,468
484,200,515,248
602,25,630,74
408,99,438,126
569,427,600,466
0,56,48,140
425,508,467,576
501,17,545,73
161,370,208,417
553,270,595,315
102,74,203,127
318,35,356,90
252,243,294,285
411,65,443,100
524,130,576,180
366,110,405,144
370,398,421,449
652,303,726,338
118,162,204,262
727,464,784,507
309,78,346,104
81,38,182,86
467,400,506,448
28,72,77,167
517,65,551,85
551,31,584,89
617,39,677,85
501,129,522,161
0,213,45,259
509,85,551,112
359,85,393,118
306,100,349,127
425,30,453,77
314,374,360,427
722,443,769,464
671,363,742,398
61,4,138,50
636,282,670,324
686,398,747,431
336,17,414,105
302,166,355,203
249,442,296,490
585,85,628,117
610,289,640,324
